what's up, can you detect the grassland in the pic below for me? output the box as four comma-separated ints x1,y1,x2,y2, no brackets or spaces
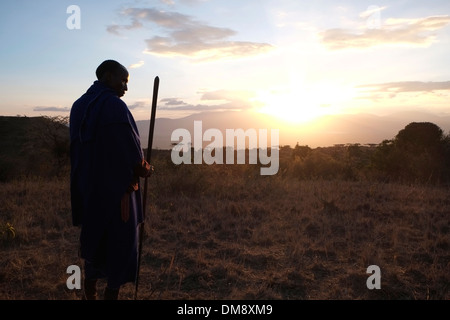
0,150,448,300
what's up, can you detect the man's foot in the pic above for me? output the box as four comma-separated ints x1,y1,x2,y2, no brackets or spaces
83,278,98,300
104,287,120,300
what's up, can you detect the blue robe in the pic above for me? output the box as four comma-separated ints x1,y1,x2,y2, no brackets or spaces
69,80,144,288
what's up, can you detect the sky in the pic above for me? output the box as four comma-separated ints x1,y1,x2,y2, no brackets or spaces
1,0,450,134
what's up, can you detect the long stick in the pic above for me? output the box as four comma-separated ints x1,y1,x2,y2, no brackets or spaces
135,76,159,300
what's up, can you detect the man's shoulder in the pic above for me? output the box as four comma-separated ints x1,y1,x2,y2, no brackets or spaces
70,93,92,123
105,95,128,114
105,94,127,107
103,96,131,124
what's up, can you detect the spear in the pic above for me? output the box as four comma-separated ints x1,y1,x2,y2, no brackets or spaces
135,76,159,300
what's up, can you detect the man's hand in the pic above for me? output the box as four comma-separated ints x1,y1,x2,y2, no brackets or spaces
134,159,154,178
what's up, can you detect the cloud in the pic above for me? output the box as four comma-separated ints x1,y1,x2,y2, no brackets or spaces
179,0,209,4
160,98,186,105
106,19,143,35
159,98,224,111
161,0,175,5
159,91,256,111
199,89,255,102
107,7,274,61
128,100,149,109
357,81,450,100
129,60,145,69
33,106,70,112
359,6,387,19
320,15,450,50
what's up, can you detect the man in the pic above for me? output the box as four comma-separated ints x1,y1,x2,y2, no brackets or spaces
70,60,152,300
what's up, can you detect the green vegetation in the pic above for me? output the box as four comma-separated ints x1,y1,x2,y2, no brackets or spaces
0,222,15,241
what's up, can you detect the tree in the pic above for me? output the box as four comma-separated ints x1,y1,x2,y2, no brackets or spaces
371,122,450,184
292,142,311,160
395,122,443,153
370,139,404,181
24,115,70,177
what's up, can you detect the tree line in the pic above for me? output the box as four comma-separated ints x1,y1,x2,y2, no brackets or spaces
2,116,449,185
283,122,450,185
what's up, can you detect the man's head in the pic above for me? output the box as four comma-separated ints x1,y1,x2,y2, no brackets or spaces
96,60,129,97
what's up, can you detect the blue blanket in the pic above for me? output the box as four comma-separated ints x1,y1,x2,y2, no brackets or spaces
70,80,144,287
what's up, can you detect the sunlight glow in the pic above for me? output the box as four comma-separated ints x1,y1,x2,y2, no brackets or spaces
255,82,356,124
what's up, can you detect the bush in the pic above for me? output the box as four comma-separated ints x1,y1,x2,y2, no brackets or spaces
371,122,450,184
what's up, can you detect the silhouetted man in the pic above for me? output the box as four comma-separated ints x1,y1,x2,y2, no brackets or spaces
69,60,152,300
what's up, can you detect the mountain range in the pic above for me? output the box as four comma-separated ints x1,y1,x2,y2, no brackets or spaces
136,110,450,150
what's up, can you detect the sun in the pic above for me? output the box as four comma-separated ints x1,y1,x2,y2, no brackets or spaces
254,82,355,124
256,90,325,124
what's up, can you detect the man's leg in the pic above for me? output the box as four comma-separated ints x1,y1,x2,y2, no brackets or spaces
104,286,120,300
83,260,104,300
83,278,98,300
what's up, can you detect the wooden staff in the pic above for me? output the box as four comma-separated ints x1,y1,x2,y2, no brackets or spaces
135,76,159,300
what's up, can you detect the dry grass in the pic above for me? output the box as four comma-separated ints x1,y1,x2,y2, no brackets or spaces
0,155,449,300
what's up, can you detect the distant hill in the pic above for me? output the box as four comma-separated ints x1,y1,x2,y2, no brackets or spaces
137,110,450,149
3,111,450,180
